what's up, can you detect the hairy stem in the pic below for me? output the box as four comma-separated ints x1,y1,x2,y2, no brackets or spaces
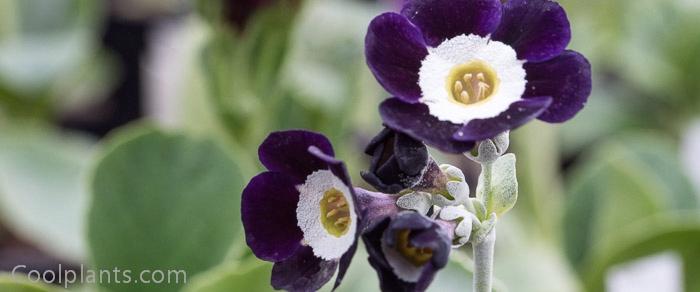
473,229,496,292
479,162,493,217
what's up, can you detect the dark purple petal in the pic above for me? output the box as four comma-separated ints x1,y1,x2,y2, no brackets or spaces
258,130,334,181
332,242,358,291
366,13,428,103
413,265,439,292
241,172,303,262
379,98,475,154
354,188,400,232
363,219,419,291
308,146,351,187
368,255,423,292
453,97,553,141
492,0,571,62
271,246,338,292
363,217,392,262
402,0,503,47
523,50,592,122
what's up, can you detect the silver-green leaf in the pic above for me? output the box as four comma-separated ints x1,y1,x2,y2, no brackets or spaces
477,153,518,217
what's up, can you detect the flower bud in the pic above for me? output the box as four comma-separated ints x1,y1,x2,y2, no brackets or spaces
362,128,432,193
466,131,510,164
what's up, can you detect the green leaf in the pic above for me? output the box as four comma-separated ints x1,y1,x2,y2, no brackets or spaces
0,0,101,95
582,214,700,291
87,126,244,292
199,2,296,145
183,260,274,292
563,133,698,272
478,154,518,217
281,0,377,111
0,274,52,292
0,126,95,261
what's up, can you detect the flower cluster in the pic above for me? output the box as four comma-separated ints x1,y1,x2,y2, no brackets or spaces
240,0,591,291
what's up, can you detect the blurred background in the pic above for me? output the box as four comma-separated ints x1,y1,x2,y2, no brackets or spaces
1,0,699,291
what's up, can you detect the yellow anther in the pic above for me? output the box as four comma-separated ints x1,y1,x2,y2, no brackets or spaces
447,60,500,106
319,188,352,237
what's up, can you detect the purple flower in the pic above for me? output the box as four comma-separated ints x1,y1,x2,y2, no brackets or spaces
241,130,360,291
363,211,454,292
365,0,592,153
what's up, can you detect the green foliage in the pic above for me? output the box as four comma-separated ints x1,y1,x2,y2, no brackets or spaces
0,126,95,261
562,133,699,289
0,0,106,119
183,260,275,292
581,214,700,291
87,126,244,292
0,275,52,292
477,154,518,217
199,2,297,147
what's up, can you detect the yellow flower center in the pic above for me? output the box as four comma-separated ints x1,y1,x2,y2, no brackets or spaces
446,60,500,106
319,188,351,237
396,230,433,266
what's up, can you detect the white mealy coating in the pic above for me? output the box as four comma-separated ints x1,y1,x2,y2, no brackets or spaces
296,169,357,260
439,205,477,247
418,34,526,124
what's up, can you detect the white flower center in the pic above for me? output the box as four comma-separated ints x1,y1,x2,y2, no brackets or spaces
418,34,526,124
296,170,357,260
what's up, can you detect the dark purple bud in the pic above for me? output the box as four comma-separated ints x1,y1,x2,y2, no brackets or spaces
362,128,445,193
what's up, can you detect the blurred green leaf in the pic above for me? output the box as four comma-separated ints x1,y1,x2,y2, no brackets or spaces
87,126,244,292
183,260,274,292
0,0,108,122
477,154,518,217
282,0,377,111
494,215,583,292
0,126,95,261
563,133,698,272
582,214,700,291
428,259,475,292
200,2,296,145
0,274,52,292
511,122,564,240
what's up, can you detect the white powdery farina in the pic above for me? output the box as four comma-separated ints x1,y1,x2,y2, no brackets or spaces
296,169,357,260
418,34,527,124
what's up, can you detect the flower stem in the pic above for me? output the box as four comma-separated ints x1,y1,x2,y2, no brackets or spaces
479,162,493,215
473,228,496,292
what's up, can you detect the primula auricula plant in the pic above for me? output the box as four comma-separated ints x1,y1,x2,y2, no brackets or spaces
240,0,592,291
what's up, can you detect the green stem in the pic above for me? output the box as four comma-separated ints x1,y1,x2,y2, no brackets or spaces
479,162,494,217
473,229,496,292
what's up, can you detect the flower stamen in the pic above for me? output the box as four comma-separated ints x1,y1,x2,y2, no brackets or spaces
396,230,433,266
319,188,352,237
447,60,500,106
